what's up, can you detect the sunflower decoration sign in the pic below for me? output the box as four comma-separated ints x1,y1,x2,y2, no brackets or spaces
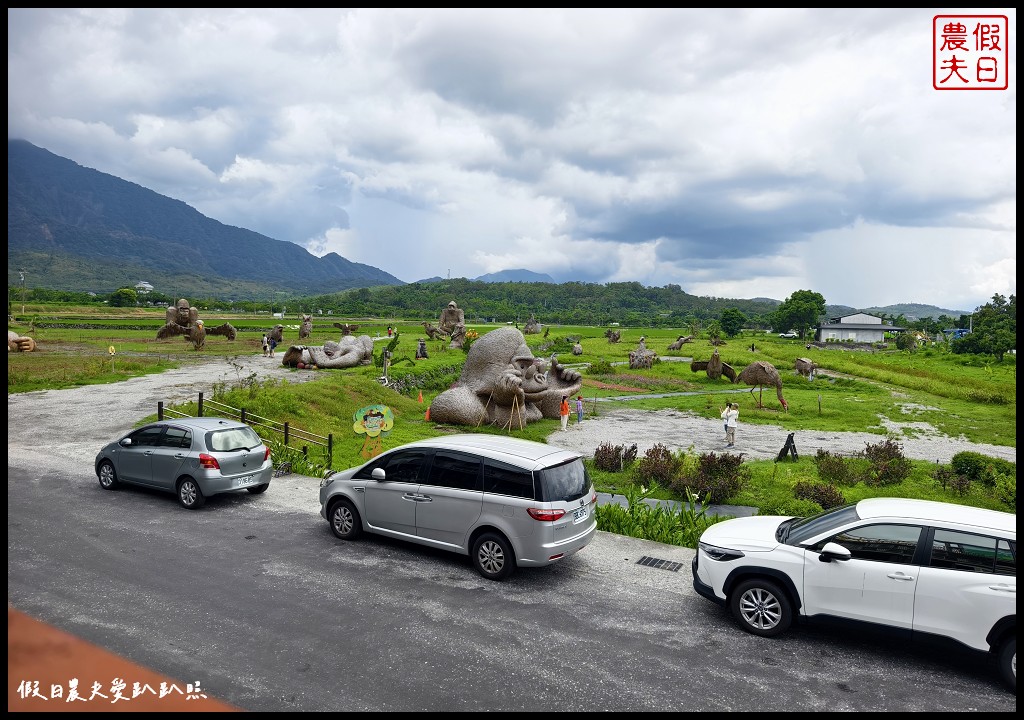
353,404,394,459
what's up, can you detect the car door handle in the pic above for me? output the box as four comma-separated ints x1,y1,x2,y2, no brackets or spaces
988,585,1015,593
886,572,915,581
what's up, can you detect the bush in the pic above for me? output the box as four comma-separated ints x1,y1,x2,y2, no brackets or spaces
793,480,846,509
950,451,990,480
587,358,616,374
630,443,679,486
756,497,824,517
895,333,918,351
813,449,852,485
593,442,638,472
932,464,958,491
949,473,972,497
673,452,748,505
859,436,912,486
950,451,1016,487
593,484,728,549
993,473,1016,511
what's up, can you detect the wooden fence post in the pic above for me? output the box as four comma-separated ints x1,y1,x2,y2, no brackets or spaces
284,422,290,446
198,392,204,417
158,402,164,421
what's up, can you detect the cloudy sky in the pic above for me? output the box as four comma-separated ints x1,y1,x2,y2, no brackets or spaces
8,8,1016,312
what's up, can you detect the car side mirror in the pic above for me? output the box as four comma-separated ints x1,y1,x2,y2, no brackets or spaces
819,541,852,562
120,438,132,447
371,467,386,481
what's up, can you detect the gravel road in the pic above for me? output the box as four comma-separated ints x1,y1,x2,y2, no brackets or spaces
555,406,1016,465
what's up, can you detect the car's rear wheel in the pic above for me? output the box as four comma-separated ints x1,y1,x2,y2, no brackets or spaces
177,477,205,509
247,483,269,494
329,499,361,540
730,578,792,637
472,532,515,581
97,460,120,490
998,636,1015,693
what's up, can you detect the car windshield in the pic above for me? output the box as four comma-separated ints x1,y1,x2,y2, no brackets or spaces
535,458,590,502
782,502,861,545
207,426,263,452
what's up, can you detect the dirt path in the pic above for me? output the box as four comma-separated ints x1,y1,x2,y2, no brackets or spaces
547,406,1015,464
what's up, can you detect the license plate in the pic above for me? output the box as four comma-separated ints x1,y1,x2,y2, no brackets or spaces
234,474,256,487
572,506,588,523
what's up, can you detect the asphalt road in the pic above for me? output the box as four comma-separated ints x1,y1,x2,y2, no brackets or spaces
7,358,1017,711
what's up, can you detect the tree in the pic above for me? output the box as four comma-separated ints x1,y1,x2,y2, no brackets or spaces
705,319,723,344
108,287,138,307
719,307,747,337
770,290,826,339
952,294,1016,361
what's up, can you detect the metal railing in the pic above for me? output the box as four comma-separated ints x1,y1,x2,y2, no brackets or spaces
158,391,333,464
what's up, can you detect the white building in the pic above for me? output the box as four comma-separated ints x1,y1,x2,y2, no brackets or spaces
134,281,154,294
815,313,904,343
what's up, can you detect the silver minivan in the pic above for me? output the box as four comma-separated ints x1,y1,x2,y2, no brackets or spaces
319,434,598,580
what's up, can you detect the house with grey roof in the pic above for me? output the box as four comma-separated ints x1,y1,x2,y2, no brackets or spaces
815,312,904,343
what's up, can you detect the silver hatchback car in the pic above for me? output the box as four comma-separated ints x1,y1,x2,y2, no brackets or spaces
95,417,274,509
319,434,598,580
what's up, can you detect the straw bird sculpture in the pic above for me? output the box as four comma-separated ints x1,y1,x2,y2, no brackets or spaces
736,361,788,410
690,348,737,382
794,357,818,379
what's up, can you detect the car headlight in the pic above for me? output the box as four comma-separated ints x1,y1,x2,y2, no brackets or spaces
699,542,745,562
319,474,336,489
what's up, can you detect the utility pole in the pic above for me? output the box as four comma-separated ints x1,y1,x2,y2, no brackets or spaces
19,269,27,314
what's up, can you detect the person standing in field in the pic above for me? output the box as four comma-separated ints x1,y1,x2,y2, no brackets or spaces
560,395,570,431
721,402,739,448
575,395,584,424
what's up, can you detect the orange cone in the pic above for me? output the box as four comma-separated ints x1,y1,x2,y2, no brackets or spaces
425,407,431,421
418,390,423,403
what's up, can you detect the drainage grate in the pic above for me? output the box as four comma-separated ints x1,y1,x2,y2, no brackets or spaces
636,555,684,572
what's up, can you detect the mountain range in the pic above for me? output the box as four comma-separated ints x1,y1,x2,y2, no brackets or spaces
7,139,968,318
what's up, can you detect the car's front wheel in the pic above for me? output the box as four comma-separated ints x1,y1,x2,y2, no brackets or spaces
730,578,792,637
329,499,362,540
998,636,1015,693
247,483,269,494
97,460,120,490
177,477,206,509
472,532,515,581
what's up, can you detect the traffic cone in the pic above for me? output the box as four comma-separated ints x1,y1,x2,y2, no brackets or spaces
418,390,423,403
425,407,431,421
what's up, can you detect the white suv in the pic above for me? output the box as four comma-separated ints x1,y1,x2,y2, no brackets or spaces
693,498,1016,692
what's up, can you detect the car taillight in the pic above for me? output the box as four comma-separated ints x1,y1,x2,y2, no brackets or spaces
198,453,220,470
263,446,271,462
527,508,566,522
